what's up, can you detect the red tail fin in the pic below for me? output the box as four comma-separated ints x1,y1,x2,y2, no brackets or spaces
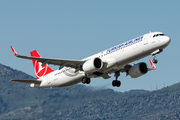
30,50,54,80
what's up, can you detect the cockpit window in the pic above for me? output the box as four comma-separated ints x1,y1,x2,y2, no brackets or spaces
159,34,165,36
153,34,165,38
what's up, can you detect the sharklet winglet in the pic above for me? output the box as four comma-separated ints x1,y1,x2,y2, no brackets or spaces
10,46,18,56
149,59,156,69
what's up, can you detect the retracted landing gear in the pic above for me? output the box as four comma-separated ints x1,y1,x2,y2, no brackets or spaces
112,71,121,87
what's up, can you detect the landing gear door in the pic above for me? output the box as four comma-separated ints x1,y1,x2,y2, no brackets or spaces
143,35,148,45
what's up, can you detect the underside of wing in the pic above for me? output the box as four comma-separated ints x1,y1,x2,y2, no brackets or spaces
10,80,41,84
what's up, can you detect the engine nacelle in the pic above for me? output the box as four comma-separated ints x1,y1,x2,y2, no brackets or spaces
30,83,41,88
128,62,148,78
82,58,103,73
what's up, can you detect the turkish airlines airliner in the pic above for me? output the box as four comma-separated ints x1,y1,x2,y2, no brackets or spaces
10,32,171,88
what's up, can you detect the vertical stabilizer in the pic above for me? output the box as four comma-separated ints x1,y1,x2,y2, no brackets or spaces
30,50,54,79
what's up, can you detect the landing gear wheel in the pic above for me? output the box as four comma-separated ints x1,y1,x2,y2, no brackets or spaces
82,78,86,84
112,80,116,87
153,59,158,64
112,80,121,87
117,81,121,87
112,71,121,87
152,54,158,64
86,78,90,84
82,77,91,84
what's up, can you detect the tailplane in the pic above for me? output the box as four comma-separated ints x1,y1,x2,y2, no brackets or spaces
30,50,54,79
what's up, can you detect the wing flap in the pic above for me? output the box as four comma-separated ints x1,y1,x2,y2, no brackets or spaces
10,80,41,84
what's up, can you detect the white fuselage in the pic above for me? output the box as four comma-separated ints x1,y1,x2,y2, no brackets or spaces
40,32,171,88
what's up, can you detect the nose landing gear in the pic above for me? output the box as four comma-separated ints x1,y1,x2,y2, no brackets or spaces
151,49,163,64
152,55,158,64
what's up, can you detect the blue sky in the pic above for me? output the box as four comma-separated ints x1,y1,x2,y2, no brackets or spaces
0,1,179,92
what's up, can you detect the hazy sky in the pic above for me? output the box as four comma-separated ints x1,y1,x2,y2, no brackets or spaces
0,1,179,92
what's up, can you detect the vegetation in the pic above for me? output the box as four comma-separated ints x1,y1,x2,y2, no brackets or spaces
0,63,180,120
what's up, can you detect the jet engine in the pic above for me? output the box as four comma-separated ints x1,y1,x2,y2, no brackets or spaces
82,58,103,73
128,62,148,78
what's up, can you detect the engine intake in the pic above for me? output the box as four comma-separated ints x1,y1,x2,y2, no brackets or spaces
82,58,103,73
128,62,148,78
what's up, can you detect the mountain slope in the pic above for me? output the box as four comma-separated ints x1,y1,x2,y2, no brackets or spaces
0,63,180,120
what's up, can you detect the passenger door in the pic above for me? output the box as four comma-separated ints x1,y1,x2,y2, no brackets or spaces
143,35,148,45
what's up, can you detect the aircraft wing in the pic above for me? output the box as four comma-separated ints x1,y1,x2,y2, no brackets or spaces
10,46,85,69
10,79,41,84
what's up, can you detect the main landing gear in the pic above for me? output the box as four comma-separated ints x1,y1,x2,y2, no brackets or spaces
112,71,121,87
82,77,91,84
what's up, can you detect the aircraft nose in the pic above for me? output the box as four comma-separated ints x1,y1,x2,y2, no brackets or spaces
163,36,171,46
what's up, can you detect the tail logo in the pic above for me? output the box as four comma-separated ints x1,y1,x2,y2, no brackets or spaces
31,50,54,80
34,61,48,79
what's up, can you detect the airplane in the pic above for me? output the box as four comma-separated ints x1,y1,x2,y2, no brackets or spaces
10,32,171,88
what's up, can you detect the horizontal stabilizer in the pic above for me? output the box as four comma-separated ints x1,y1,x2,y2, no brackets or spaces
10,79,41,84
